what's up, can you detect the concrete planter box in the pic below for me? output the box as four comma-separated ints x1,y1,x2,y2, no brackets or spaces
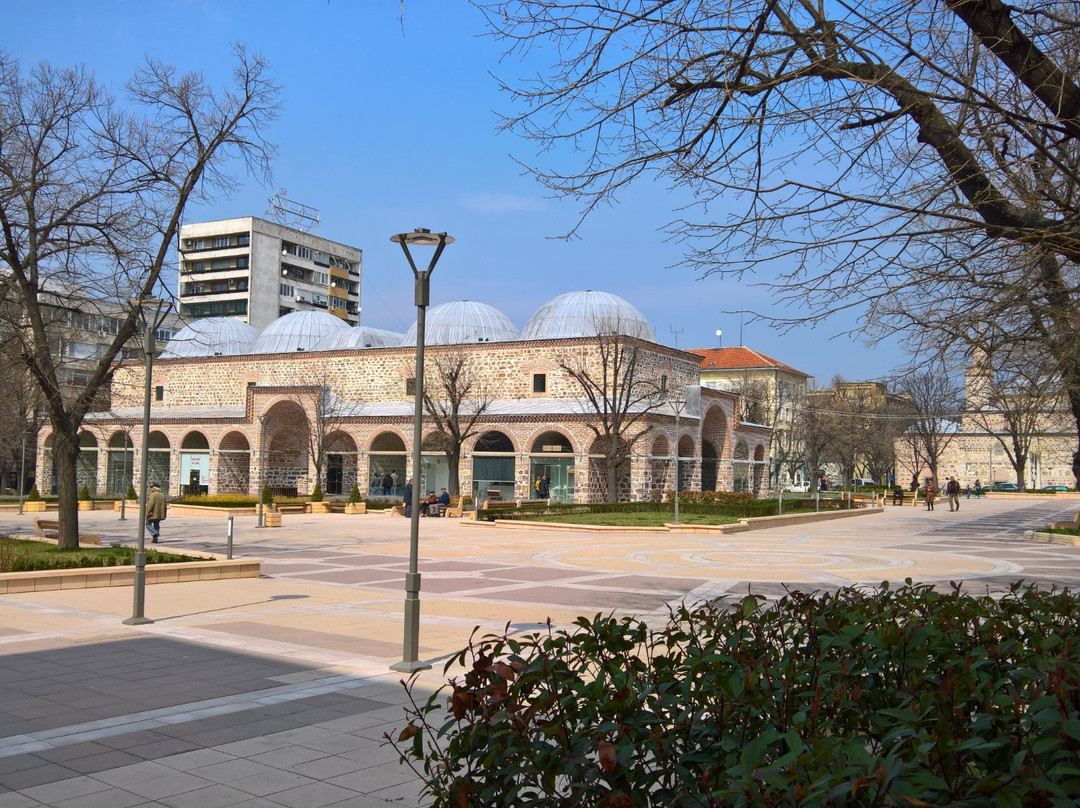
0,557,261,594
344,502,367,514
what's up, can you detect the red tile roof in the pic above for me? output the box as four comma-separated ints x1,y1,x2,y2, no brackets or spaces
688,346,809,376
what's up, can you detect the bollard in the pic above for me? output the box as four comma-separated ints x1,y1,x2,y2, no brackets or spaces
226,516,234,560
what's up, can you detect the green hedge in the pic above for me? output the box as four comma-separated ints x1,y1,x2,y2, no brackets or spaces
174,493,258,508
0,537,204,572
393,581,1080,806
476,498,852,522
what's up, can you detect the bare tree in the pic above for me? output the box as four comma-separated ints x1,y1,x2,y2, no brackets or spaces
479,0,1080,484
965,344,1063,491
422,353,492,496
791,394,833,494
895,369,964,487
0,48,279,546
560,323,663,502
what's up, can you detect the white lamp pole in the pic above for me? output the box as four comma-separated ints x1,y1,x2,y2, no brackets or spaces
390,229,453,673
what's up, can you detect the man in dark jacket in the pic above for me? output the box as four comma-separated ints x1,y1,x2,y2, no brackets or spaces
403,479,413,517
946,477,961,511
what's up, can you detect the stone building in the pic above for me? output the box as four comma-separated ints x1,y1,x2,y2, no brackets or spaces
37,291,772,503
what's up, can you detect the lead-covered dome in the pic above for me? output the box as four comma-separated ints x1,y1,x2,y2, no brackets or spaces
401,300,520,345
252,310,349,354
159,317,260,359
315,325,406,350
522,290,655,341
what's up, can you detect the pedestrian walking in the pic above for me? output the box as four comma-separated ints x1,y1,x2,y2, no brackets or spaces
924,480,936,511
946,476,961,511
974,479,982,498
146,483,167,543
382,472,393,496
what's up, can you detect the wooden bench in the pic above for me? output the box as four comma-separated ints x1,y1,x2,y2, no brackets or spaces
482,499,518,511
33,519,101,546
275,505,306,514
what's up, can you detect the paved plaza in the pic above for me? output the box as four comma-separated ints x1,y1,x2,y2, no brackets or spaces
2,496,1080,806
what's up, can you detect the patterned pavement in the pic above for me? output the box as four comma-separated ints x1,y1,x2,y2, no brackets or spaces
1,495,1079,806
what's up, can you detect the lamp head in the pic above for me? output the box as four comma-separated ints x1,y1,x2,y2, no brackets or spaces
390,229,455,247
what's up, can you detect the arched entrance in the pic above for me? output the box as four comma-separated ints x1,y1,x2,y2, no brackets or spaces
261,401,309,497
180,432,210,495
649,434,670,499
325,431,357,496
474,430,516,503
148,432,172,494
588,436,631,502
678,434,696,493
529,431,574,503
218,432,251,494
77,432,98,495
419,432,450,497
753,444,766,496
369,432,406,496
733,440,750,493
106,430,134,496
701,405,729,491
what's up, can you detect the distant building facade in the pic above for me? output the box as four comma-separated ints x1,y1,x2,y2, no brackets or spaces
178,217,362,330
689,347,810,488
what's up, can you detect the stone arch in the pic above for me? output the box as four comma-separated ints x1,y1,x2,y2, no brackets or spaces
649,433,671,498
179,430,211,495
105,430,135,496
218,431,251,494
147,431,172,494
369,430,406,496
701,403,729,491
325,431,357,496
677,434,696,493
753,444,767,496
473,430,516,503
76,432,99,494
587,435,632,503
528,430,576,503
733,440,751,493
261,400,309,496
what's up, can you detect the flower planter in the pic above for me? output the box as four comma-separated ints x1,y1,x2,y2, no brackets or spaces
344,502,367,514
78,501,94,511
24,501,46,513
114,500,139,513
264,512,282,527
308,501,331,514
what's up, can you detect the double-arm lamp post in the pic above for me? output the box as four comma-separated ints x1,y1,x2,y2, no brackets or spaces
124,297,171,626
670,397,686,524
389,229,453,673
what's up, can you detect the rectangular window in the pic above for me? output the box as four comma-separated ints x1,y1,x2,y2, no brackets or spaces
154,386,164,402
406,377,416,396
533,373,547,393
280,283,295,297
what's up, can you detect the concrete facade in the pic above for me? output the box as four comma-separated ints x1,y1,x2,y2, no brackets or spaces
178,217,362,330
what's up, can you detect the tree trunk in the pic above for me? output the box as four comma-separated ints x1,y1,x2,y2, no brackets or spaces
446,449,461,497
1068,384,1080,489
51,430,82,549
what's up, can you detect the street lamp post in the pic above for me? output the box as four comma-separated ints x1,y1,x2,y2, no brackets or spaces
389,228,453,673
124,298,170,627
670,397,686,524
119,430,130,521
17,430,27,516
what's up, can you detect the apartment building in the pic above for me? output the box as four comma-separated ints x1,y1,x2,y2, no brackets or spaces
178,217,362,330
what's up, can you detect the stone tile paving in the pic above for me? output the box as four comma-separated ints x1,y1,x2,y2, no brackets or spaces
2,498,1080,805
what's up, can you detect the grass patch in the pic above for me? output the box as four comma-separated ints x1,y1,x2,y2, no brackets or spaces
529,511,742,526
0,535,205,573
1049,526,1080,536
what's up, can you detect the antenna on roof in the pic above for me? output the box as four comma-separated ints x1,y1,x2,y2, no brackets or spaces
266,189,321,234
669,325,683,349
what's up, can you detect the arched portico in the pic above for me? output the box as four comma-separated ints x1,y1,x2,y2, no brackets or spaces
218,431,251,494
529,430,575,503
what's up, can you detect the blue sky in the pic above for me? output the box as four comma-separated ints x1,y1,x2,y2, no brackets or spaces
4,0,904,383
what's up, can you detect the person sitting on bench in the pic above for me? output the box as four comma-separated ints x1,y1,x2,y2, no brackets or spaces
892,485,904,506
